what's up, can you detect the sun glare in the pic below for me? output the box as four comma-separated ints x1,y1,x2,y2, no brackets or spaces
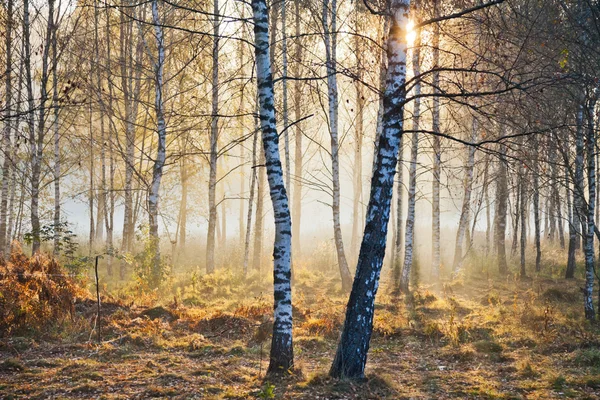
406,20,417,45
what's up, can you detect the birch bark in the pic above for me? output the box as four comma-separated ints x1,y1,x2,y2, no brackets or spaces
330,0,410,378
252,0,294,372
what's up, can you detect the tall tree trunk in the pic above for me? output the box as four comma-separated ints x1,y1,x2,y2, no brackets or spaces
148,0,167,287
452,117,477,274
104,2,115,276
89,105,95,255
52,2,61,254
178,149,188,253
399,16,421,292
253,145,265,272
282,0,290,191
431,0,441,280
511,180,520,258
495,143,508,275
330,0,410,379
244,116,259,276
29,0,54,254
120,0,136,277
519,163,528,278
291,0,303,259
583,93,597,321
393,136,403,286
564,132,577,279
484,155,491,259
207,0,220,274
323,0,352,291
372,16,391,176
574,102,585,252
533,139,541,273
0,0,14,254
252,0,294,372
352,4,364,263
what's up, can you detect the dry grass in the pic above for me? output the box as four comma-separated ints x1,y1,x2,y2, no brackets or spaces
1,256,600,399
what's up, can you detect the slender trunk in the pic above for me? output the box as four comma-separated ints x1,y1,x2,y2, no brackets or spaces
584,93,597,321
89,105,95,255
291,0,303,259
564,132,577,279
511,180,520,258
178,151,188,252
519,164,528,278
431,0,441,280
574,103,585,251
393,135,403,286
323,0,352,291
533,140,541,272
148,0,167,287
104,3,115,276
93,0,104,247
29,0,54,253
120,1,136,277
282,0,290,191
484,155,491,258
400,18,421,292
206,0,220,274
252,0,294,372
452,117,477,274
244,117,259,276
496,142,508,275
253,145,265,272
0,0,14,254
52,4,61,254
6,38,23,253
352,4,364,262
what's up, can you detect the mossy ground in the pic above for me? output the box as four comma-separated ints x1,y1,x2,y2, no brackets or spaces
1,266,600,399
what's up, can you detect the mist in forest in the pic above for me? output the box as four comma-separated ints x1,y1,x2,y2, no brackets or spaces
1,0,600,397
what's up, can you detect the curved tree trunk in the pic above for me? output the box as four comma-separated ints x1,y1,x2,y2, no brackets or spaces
330,0,410,378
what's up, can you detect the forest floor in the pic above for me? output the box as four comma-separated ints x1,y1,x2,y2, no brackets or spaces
1,268,600,399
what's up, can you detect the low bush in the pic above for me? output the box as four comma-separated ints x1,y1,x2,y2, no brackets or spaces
0,243,86,336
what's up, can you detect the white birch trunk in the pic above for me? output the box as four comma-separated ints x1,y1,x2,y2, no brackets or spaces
330,0,410,378
207,0,220,274
584,92,597,320
400,17,421,292
148,0,167,286
252,0,294,372
0,0,14,254
323,0,352,291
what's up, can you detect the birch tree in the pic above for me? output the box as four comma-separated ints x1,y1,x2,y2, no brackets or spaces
399,5,421,292
206,0,220,274
252,0,294,372
330,0,411,379
0,0,14,254
148,0,167,285
323,0,352,291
